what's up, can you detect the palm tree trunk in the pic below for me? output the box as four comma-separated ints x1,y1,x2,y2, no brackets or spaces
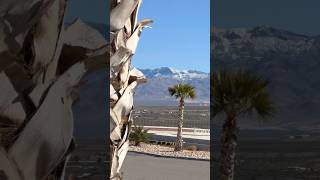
220,115,238,180
175,97,184,151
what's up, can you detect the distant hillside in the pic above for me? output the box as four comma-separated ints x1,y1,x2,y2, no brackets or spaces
212,26,320,130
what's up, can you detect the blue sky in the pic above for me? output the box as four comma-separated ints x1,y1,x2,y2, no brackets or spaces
132,0,210,72
213,0,320,36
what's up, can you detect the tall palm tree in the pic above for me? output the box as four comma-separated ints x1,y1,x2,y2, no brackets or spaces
168,83,196,151
212,70,275,180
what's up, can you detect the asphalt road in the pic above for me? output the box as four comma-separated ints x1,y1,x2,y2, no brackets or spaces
122,152,210,180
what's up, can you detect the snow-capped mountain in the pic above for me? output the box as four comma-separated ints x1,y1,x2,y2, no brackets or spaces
212,26,320,130
212,26,318,60
140,67,208,79
135,67,209,105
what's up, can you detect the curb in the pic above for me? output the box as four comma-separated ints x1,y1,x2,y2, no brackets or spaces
128,150,210,162
143,126,210,134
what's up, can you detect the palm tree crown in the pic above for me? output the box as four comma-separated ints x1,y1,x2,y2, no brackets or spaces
168,83,196,100
212,70,275,119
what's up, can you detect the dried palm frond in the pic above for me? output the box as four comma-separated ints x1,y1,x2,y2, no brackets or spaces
109,0,152,179
0,0,107,179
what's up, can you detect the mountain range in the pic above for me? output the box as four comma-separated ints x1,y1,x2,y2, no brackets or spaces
135,67,210,105
212,26,320,130
72,22,320,134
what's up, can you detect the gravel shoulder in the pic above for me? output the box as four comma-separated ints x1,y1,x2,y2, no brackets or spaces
129,143,210,160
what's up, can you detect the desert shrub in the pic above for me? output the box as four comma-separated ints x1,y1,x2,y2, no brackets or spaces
129,125,150,146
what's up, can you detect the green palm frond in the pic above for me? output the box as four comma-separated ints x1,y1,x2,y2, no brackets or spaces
168,83,196,100
212,70,275,119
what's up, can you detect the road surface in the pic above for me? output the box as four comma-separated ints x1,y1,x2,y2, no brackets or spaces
122,152,210,180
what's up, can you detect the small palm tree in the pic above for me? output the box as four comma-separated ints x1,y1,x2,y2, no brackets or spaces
168,83,196,151
129,125,150,146
212,70,275,180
